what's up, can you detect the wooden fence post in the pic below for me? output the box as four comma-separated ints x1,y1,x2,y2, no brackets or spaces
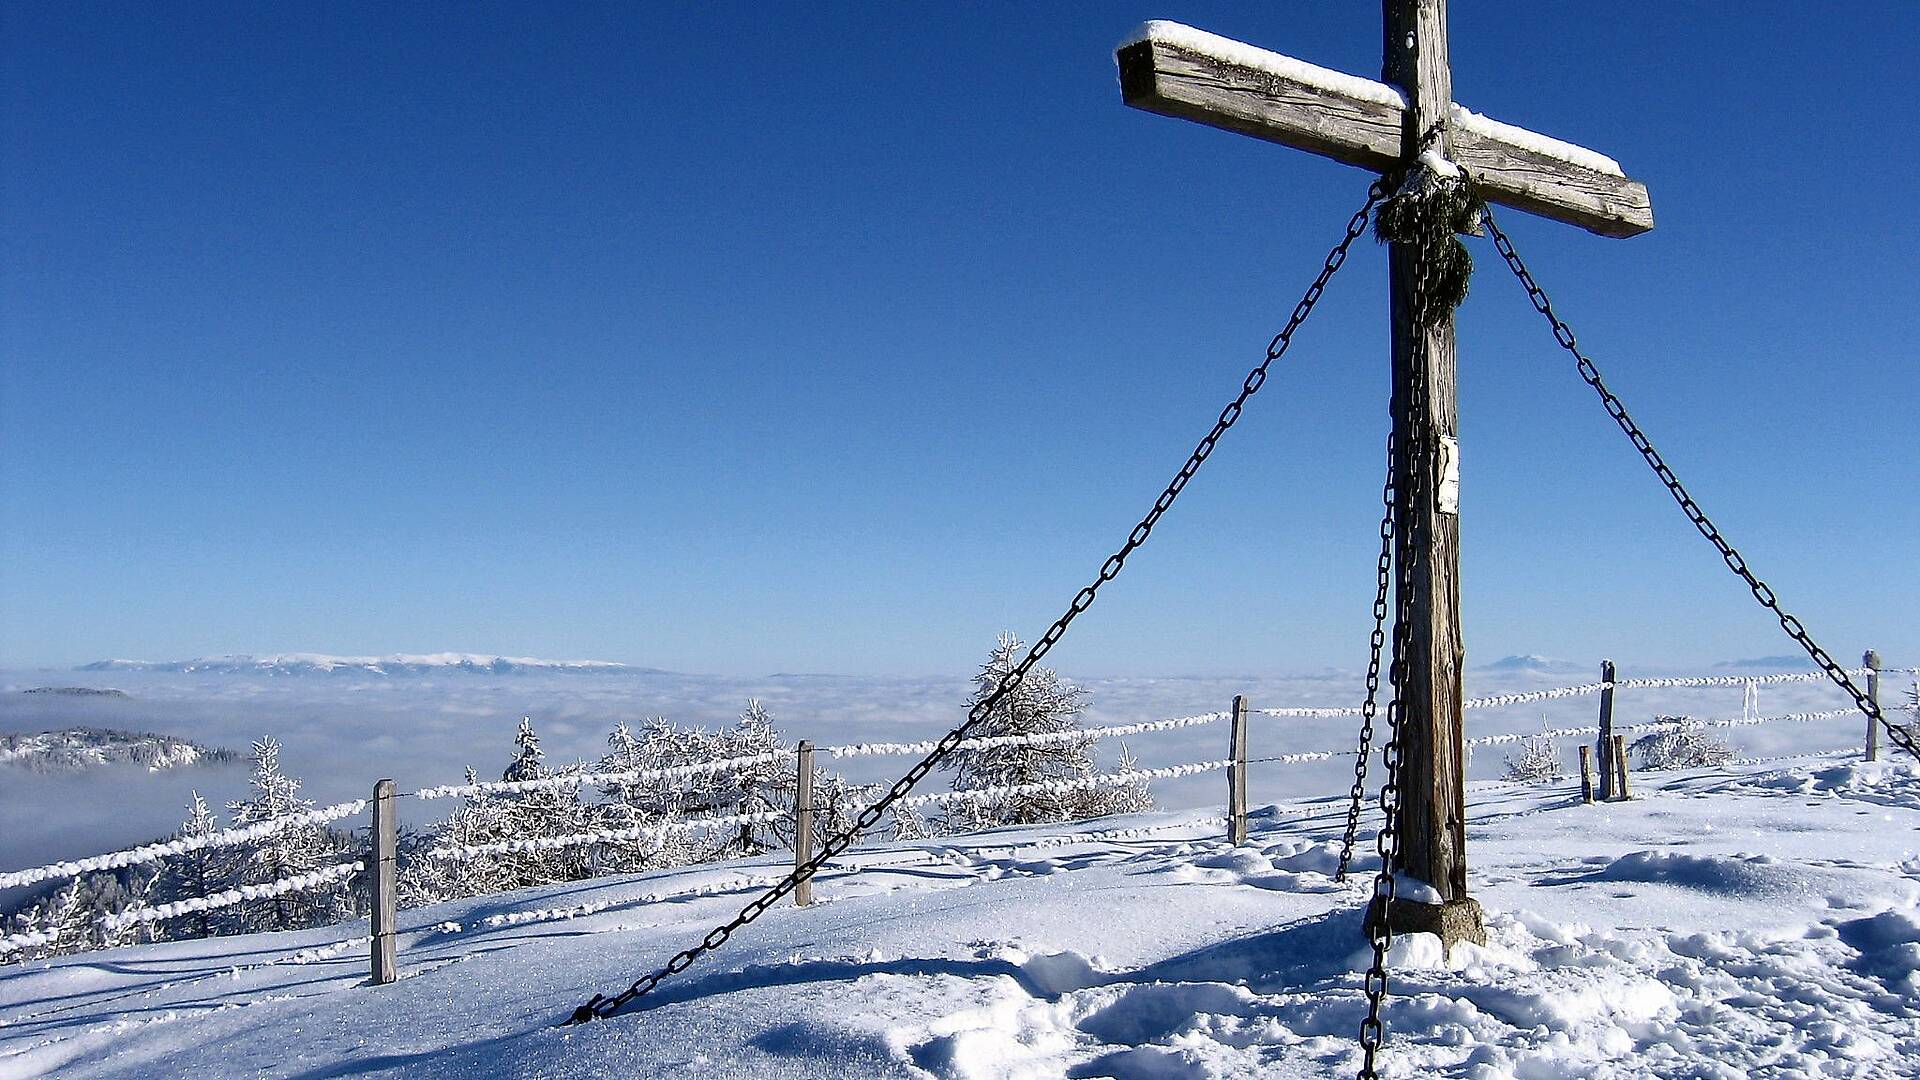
1578,745,1594,804
1597,659,1617,800
794,742,814,907
370,779,397,986
1228,695,1249,846
1865,650,1882,762
1611,734,1631,800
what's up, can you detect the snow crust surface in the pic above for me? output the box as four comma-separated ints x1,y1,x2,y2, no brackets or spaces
5,756,1919,1078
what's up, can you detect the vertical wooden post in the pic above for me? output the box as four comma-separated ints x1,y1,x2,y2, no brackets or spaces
1611,734,1631,800
1597,659,1617,801
1384,0,1473,922
370,779,397,986
1228,695,1250,846
1578,745,1594,804
793,742,814,907
1865,650,1882,762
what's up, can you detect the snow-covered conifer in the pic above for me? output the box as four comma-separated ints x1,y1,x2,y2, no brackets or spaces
226,737,354,931
488,719,595,889
150,792,240,939
941,633,1100,829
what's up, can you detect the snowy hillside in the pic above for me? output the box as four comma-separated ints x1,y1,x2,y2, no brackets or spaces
0,729,234,774
4,754,1918,1079
75,654,666,678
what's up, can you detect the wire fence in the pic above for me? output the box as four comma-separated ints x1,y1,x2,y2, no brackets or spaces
4,661,1915,962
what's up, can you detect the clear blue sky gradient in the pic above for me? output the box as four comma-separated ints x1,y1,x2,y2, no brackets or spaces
3,4,1915,676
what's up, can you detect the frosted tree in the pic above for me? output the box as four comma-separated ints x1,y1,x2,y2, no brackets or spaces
487,719,596,889
227,737,354,932
4,871,154,959
713,701,794,858
150,792,239,939
8,880,98,960
592,723,698,873
399,769,505,904
596,706,797,863
1503,735,1564,784
1630,718,1733,770
941,632,1152,829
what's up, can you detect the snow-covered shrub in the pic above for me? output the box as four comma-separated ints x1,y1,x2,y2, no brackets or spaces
941,632,1152,829
1503,736,1564,785
1097,744,1156,815
1630,718,1733,770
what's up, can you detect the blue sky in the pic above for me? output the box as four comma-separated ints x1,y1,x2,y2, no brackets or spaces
3,3,1915,676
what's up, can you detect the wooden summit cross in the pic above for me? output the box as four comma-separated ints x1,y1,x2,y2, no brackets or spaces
1116,2,1652,944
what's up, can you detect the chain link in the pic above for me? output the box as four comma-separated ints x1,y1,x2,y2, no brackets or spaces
562,183,1387,1026
1481,206,1916,765
1356,227,1439,1080
1335,434,1395,882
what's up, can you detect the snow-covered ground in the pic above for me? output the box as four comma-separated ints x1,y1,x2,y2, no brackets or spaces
5,752,1918,1079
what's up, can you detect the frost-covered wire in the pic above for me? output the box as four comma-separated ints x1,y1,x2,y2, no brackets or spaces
895,758,1233,811
1615,669,1870,690
1463,708,1863,750
414,751,794,801
1246,749,1355,765
98,861,364,933
822,712,1230,759
0,799,369,891
1623,708,1857,733
1253,705,1367,718
1465,724,1604,748
1462,682,1613,709
426,808,790,863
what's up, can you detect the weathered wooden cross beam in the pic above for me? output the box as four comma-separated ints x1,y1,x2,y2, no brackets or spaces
1117,17,1652,237
1117,3,1652,946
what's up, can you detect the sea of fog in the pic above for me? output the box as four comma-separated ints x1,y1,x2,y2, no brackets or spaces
0,661,1892,881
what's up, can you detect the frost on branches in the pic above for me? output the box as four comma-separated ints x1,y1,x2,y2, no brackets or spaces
225,737,359,932
1631,717,1734,770
147,793,242,940
940,633,1154,830
402,720,598,903
1503,734,1565,785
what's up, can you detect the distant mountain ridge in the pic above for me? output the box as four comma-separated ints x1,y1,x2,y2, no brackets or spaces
76,653,670,677
1475,654,1586,675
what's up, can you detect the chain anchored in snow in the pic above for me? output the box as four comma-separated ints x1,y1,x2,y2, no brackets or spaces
559,183,1386,1027
1481,205,1920,766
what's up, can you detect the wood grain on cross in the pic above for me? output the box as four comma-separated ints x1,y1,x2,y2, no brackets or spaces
1116,2,1652,936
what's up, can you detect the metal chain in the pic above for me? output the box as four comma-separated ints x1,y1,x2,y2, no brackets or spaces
1480,207,1917,764
562,183,1387,1026
1356,237,1435,1080
1335,433,1395,882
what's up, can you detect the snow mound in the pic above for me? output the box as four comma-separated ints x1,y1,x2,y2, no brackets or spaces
1592,850,1793,896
